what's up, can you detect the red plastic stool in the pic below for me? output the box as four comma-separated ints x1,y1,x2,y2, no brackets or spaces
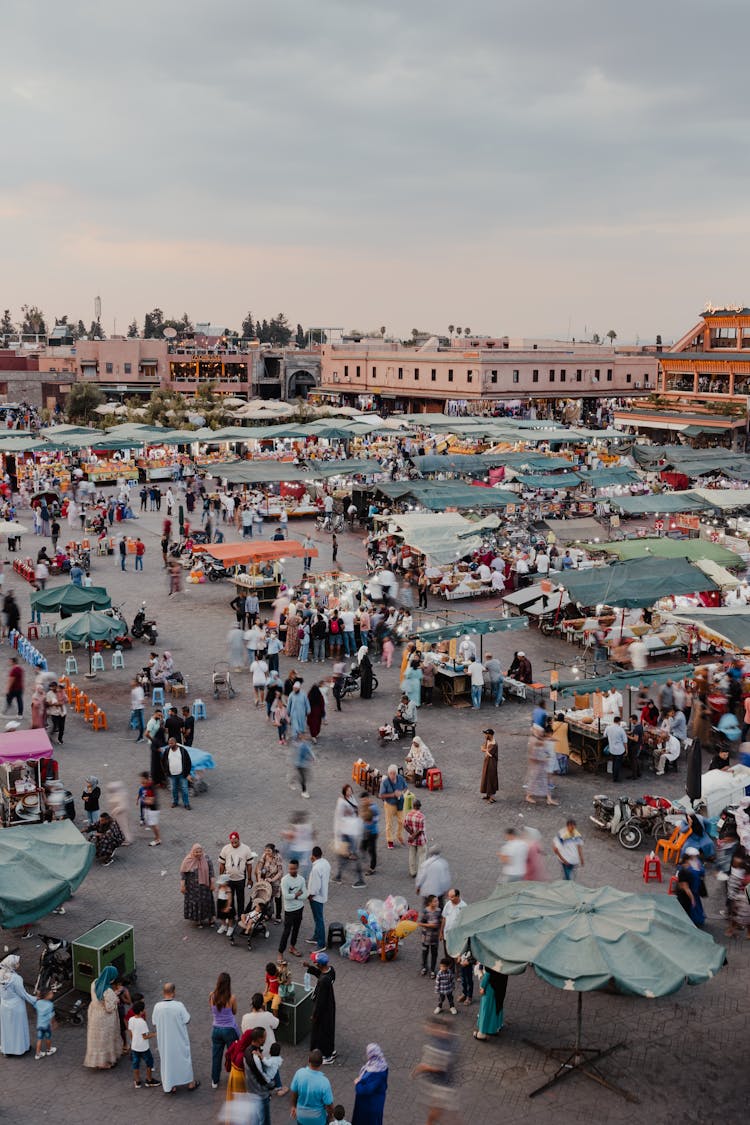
642,855,662,884
26,624,39,640
668,875,678,895
426,768,443,792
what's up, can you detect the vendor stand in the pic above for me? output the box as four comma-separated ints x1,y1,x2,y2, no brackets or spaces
194,539,319,604
408,616,528,706
0,729,54,828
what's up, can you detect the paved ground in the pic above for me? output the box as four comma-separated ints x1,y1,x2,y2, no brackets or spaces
1,495,746,1125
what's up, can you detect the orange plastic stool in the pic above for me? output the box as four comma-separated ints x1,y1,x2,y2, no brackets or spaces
66,684,78,706
642,855,662,884
426,768,443,791
84,699,98,722
75,692,89,714
58,676,69,689
92,709,108,731
668,875,679,895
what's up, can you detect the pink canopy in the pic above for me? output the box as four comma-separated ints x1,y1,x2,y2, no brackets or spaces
0,729,53,764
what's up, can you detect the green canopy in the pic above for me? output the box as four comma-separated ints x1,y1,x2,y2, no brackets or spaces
587,537,742,567
410,616,528,644
575,467,642,487
0,820,94,927
611,492,711,515
375,480,516,510
306,459,384,477
56,610,127,645
210,462,309,483
30,584,112,614
446,882,725,996
556,663,695,696
669,609,750,652
512,473,580,489
411,454,512,475
555,557,718,608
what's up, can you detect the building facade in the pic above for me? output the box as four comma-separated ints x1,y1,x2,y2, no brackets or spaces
317,337,658,413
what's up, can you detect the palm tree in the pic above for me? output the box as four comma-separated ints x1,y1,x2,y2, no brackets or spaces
606,329,617,345
380,326,386,338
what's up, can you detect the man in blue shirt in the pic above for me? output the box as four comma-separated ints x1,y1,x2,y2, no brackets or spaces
604,716,627,783
379,764,408,850
290,1049,334,1124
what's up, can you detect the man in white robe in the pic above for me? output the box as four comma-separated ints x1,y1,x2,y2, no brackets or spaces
152,982,199,1093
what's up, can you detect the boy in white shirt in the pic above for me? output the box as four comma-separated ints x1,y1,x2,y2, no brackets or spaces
127,1000,159,1089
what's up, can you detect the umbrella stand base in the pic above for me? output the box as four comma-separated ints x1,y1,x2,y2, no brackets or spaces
83,672,97,679
524,1038,638,1103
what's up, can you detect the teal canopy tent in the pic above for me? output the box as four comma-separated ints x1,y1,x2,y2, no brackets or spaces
512,473,581,489
410,617,528,644
0,820,94,927
556,663,695,697
307,459,383,477
210,462,309,483
446,882,725,1101
610,492,711,515
56,610,127,674
554,557,719,609
30,585,111,616
669,609,750,652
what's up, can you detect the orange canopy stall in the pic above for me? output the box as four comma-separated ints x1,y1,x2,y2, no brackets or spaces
193,540,319,566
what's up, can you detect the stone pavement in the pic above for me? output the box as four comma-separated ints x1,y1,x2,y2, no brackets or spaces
1,497,746,1125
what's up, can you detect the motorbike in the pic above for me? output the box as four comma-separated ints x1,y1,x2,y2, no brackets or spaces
131,603,158,645
590,793,676,849
34,935,86,1025
341,662,378,698
205,558,232,582
102,604,133,649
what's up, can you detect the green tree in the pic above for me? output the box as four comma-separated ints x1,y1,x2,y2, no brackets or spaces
143,308,165,338
89,319,105,340
295,323,305,348
268,313,292,347
0,310,14,339
76,320,86,338
66,382,104,423
20,304,46,336
127,319,139,338
606,329,617,345
241,312,255,339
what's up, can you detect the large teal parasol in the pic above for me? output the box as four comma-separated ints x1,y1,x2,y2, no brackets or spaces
56,610,127,675
446,882,726,1100
31,584,111,616
0,820,94,927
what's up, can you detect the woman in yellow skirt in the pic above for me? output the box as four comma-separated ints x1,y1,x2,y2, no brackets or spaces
224,1030,252,1113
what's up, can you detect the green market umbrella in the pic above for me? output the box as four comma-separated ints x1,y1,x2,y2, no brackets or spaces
56,610,127,675
0,820,94,927
30,584,111,616
446,882,725,1100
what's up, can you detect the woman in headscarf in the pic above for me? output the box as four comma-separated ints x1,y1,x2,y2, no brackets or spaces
224,1029,252,1110
405,736,435,785
83,965,121,1068
284,607,301,658
525,725,558,806
473,967,507,1041
0,955,37,1056
358,645,374,700
30,683,46,729
352,1042,389,1125
307,681,327,741
180,843,215,927
401,659,423,707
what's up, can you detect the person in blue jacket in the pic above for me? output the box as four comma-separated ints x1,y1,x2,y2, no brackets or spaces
352,1042,389,1125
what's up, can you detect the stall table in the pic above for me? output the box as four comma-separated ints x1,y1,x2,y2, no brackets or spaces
434,664,472,706
565,716,608,771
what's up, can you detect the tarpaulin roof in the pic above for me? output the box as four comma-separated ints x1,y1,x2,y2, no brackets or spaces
512,473,580,489
375,480,516,510
556,663,696,695
307,459,383,477
445,881,725,997
30,584,112,613
409,616,528,643
375,512,480,564
194,539,318,566
554,556,719,608
410,454,512,475
210,462,309,483
540,517,609,542
611,492,712,515
689,488,750,511
0,820,94,928
591,537,742,567
0,728,53,764
575,467,642,487
669,608,750,651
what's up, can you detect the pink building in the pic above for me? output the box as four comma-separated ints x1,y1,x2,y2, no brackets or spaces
318,337,658,413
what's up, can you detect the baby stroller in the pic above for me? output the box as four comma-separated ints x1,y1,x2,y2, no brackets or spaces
212,661,236,699
238,879,274,950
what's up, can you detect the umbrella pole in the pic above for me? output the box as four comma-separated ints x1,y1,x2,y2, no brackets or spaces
525,992,636,1103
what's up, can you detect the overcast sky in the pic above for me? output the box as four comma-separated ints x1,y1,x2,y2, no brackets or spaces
3,0,748,342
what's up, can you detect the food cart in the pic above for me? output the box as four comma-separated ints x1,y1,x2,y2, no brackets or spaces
194,540,319,605
0,729,55,828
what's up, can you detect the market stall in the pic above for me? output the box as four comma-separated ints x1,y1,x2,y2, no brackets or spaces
194,539,319,604
0,729,54,828
408,616,529,705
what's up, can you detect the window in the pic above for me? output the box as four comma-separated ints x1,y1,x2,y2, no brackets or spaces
414,367,419,381
513,370,520,384
344,365,349,377
123,363,131,374
431,368,436,382
492,370,499,384
398,367,403,380
467,370,473,383
576,370,582,383
532,370,539,383
105,362,113,374
626,373,632,383
594,368,600,378
560,370,566,383
549,371,555,383
606,370,613,382
448,369,454,383
356,365,361,377
643,371,650,384
372,366,377,378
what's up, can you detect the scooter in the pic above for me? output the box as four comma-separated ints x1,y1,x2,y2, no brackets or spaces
131,603,158,645
590,793,643,849
341,662,378,698
205,558,232,582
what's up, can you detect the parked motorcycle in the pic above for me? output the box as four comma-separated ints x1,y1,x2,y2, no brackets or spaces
590,793,676,849
131,603,158,645
341,662,379,698
205,558,232,582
